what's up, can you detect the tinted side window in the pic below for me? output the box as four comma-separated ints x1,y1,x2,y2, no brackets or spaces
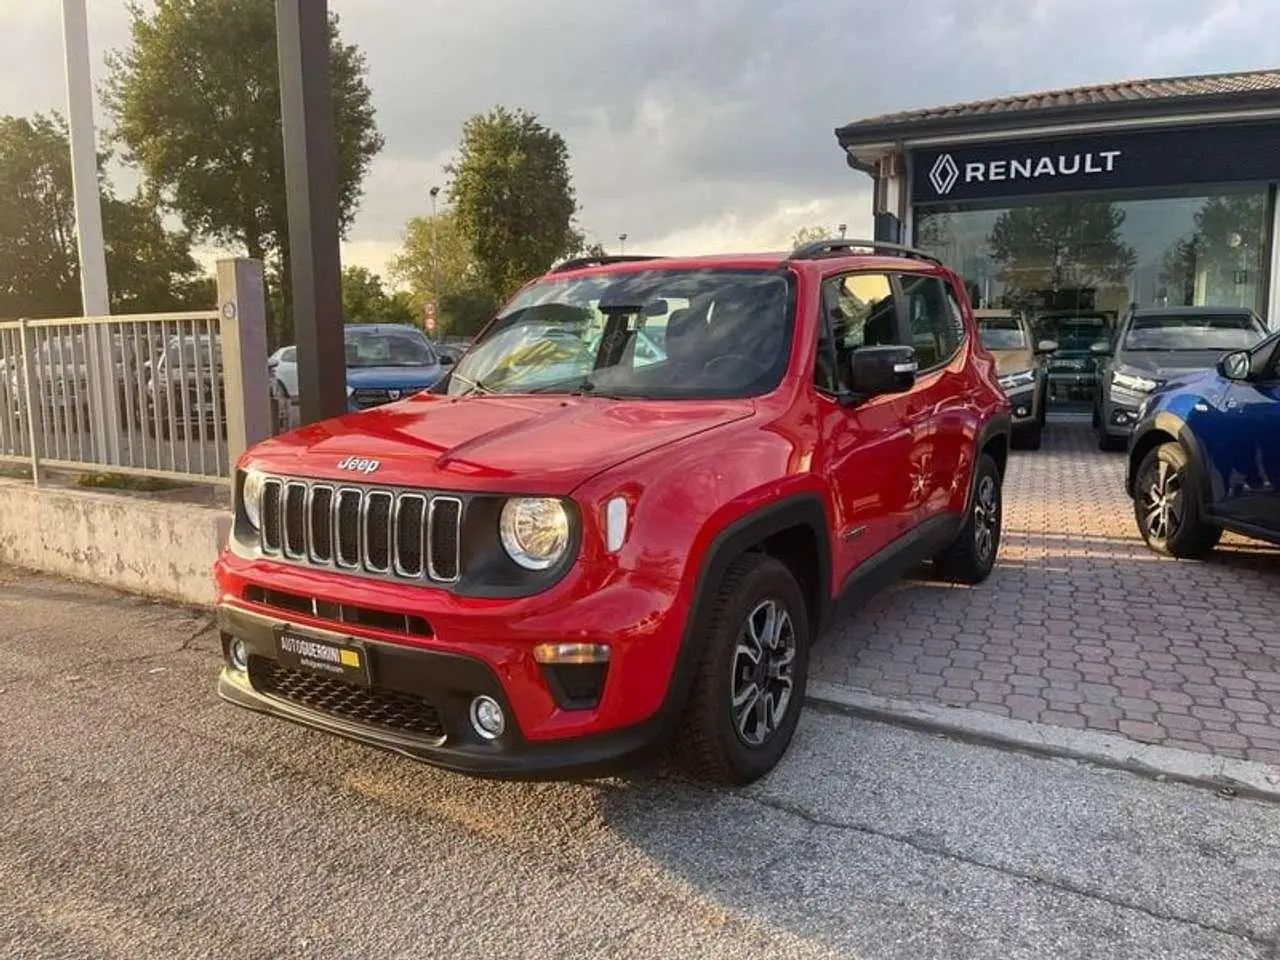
900,274,964,369
815,272,899,393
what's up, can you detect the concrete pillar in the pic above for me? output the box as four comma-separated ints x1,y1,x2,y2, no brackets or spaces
217,259,272,468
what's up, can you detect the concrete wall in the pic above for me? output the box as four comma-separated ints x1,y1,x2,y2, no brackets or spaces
0,479,229,607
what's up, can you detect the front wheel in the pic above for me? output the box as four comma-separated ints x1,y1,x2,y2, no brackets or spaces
933,452,1003,584
675,553,810,785
1133,442,1221,559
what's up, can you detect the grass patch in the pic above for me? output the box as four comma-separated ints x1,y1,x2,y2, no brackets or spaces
75,472,184,492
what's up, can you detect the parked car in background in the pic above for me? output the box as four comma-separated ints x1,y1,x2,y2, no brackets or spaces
215,240,1012,786
1092,306,1268,450
1126,325,1279,557
268,324,453,412
1037,312,1114,404
146,333,223,439
975,309,1056,450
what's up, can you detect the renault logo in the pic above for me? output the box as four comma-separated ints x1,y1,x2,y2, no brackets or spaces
929,154,960,195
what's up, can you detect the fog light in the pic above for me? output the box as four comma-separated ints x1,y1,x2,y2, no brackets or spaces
228,638,249,672
1015,405,1030,418
469,695,505,740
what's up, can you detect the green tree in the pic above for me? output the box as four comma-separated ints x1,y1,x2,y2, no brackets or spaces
789,225,834,249
388,210,499,338
0,112,209,319
341,265,414,324
104,0,384,340
988,201,1137,301
445,106,579,300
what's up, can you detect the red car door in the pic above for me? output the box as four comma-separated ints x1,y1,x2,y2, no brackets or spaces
813,271,916,586
895,270,973,525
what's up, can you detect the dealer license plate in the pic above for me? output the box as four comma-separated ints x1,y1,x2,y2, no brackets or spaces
275,629,371,687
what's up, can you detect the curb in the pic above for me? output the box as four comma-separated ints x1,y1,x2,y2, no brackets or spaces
807,680,1280,805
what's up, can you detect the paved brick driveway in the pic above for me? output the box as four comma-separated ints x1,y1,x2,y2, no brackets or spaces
812,423,1280,765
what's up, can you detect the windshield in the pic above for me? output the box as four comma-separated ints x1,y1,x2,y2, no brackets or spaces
978,318,1027,350
1037,316,1109,352
444,268,793,399
1123,313,1265,351
344,327,437,367
165,338,221,370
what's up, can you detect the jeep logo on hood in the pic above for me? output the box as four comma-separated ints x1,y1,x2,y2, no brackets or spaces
337,456,381,474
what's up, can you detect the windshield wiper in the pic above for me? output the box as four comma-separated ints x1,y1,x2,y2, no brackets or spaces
449,371,495,395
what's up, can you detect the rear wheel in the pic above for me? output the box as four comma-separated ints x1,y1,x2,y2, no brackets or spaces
1133,443,1221,559
675,553,810,785
933,453,1002,584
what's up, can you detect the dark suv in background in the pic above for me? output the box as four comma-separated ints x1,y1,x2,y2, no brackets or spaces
1091,306,1267,450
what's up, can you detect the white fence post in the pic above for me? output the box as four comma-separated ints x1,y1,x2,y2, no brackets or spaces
216,259,271,469
18,319,44,486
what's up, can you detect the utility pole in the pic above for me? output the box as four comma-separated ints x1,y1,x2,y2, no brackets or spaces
276,0,346,423
61,0,120,462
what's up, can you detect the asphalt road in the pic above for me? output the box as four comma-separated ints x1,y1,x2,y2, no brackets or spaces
1,569,1278,960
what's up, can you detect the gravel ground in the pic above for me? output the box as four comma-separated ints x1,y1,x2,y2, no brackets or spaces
1,569,1278,960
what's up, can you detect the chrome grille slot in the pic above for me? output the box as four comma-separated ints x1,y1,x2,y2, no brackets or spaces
308,485,335,563
283,482,308,558
428,497,463,582
394,494,427,577
363,491,394,572
336,488,363,568
261,479,284,553
256,477,463,584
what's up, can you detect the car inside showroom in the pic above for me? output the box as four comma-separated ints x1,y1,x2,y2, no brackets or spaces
835,69,1280,418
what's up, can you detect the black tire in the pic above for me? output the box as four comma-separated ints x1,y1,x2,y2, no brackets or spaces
933,453,1003,585
1091,406,1100,429
1013,422,1042,451
1133,442,1222,559
1098,431,1126,452
675,553,810,785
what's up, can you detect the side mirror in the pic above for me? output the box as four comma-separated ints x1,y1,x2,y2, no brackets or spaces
1219,350,1251,381
846,345,917,400
1089,341,1112,357
1036,339,1059,355
439,354,455,366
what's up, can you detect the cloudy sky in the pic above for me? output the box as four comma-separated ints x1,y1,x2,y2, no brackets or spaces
1,0,1275,284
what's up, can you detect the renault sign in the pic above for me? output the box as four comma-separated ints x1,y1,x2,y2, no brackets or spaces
911,121,1280,203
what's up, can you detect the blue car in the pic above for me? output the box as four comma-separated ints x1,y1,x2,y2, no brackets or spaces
268,324,453,413
1126,326,1280,558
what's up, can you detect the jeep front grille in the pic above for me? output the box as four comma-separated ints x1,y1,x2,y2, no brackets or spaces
258,478,462,583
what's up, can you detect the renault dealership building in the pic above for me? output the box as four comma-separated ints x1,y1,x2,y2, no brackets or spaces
836,70,1280,341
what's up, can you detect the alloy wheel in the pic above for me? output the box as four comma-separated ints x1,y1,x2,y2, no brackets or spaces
1140,457,1183,542
972,473,1000,563
730,598,796,747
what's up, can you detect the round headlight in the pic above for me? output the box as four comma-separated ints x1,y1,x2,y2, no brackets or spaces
242,468,266,529
499,498,570,571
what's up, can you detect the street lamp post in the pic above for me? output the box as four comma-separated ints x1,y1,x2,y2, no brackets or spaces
61,0,120,463
618,233,628,255
428,186,441,339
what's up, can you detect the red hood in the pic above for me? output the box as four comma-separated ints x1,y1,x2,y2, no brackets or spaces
243,392,755,494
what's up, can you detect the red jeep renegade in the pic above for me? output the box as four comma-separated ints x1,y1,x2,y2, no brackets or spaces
215,239,1011,784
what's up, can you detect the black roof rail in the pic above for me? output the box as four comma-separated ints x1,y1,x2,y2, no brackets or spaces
788,238,943,266
548,254,665,274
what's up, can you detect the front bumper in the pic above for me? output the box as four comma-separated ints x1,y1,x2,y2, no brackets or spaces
1004,384,1038,423
1099,394,1144,438
213,550,690,778
216,603,668,779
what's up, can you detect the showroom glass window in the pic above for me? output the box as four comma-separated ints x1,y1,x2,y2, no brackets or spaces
913,185,1272,319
